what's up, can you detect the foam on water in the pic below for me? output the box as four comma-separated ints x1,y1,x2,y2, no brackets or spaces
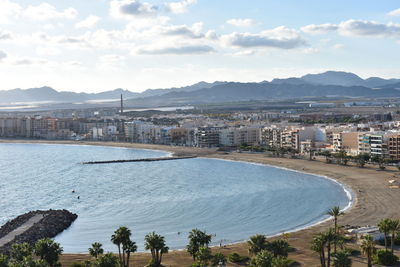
0,143,351,253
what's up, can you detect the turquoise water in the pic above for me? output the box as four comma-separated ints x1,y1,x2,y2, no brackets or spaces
0,143,350,253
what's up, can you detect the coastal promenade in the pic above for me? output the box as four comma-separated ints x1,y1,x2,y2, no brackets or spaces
1,140,400,266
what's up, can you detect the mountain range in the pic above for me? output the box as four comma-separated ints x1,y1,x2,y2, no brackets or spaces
1,71,400,106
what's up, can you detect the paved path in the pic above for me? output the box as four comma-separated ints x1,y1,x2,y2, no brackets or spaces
0,214,44,247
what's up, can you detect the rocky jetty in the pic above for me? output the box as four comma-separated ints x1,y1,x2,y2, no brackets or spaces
0,209,77,254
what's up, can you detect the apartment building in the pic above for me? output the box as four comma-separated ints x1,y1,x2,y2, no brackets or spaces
195,127,221,147
387,133,400,160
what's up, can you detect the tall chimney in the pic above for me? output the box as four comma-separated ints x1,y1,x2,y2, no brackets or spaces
120,94,124,114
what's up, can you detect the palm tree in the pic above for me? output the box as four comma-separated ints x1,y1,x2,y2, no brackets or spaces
249,250,274,267
378,218,391,251
360,235,376,267
123,240,137,267
88,242,104,259
144,232,169,267
388,218,400,253
324,229,336,267
33,238,63,267
187,229,212,261
266,239,290,257
311,233,326,267
332,250,351,267
111,226,132,267
327,206,344,253
248,234,268,256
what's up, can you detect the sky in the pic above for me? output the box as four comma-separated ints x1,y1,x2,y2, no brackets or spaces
1,0,400,93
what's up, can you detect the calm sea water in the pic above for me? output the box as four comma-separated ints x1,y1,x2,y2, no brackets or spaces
0,143,350,253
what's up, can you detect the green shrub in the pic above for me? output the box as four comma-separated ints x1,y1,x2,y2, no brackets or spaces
343,247,360,256
373,249,398,266
69,263,85,267
228,252,250,263
211,253,227,266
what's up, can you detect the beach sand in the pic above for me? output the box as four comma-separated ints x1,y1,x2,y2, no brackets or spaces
1,140,400,266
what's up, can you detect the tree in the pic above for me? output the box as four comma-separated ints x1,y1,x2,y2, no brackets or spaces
360,235,375,267
311,233,326,267
123,240,137,267
271,256,292,267
89,242,104,259
248,234,268,256
187,229,213,261
319,151,332,163
355,153,370,168
327,206,344,253
323,229,336,267
34,238,63,267
144,232,169,267
211,253,227,266
332,250,351,267
94,253,119,267
378,218,391,251
195,246,212,266
10,243,33,263
0,254,8,267
388,218,400,253
249,250,274,267
111,226,133,267
266,239,290,257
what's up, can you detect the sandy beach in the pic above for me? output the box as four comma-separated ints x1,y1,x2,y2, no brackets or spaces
1,140,400,266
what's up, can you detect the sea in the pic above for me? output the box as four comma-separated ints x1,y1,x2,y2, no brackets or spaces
0,143,351,252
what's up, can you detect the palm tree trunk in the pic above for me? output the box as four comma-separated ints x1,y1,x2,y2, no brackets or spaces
126,252,130,267
334,217,337,254
391,232,395,253
367,253,372,267
327,243,331,267
118,245,122,266
385,234,388,251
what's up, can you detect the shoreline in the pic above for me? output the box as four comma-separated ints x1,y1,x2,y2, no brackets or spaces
1,139,400,266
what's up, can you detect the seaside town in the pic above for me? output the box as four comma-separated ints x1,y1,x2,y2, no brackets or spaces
2,0,400,266
1,105,400,162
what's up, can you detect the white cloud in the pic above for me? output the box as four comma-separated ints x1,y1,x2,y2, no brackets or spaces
233,50,255,56
75,15,100,29
0,0,21,23
227,18,256,27
333,43,345,50
158,22,204,38
0,30,13,40
301,20,400,38
388,8,400,17
339,19,400,37
110,0,158,19
205,30,218,40
36,46,60,56
98,54,125,69
221,26,307,49
135,44,214,55
23,3,77,21
165,0,197,14
0,50,7,61
301,23,338,34
303,47,319,54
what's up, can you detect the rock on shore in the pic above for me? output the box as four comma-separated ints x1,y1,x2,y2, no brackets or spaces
0,209,77,254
